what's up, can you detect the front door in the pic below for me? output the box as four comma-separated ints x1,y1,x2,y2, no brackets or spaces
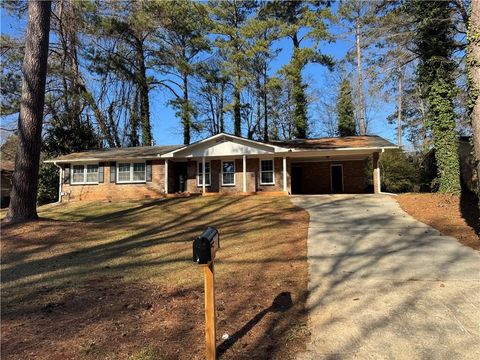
173,162,187,193
331,165,343,193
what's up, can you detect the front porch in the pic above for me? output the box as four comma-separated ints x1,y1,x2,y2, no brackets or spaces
163,152,382,196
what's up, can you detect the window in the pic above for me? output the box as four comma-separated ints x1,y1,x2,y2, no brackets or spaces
260,159,274,185
197,161,211,186
133,163,146,181
117,162,146,183
71,164,99,184
222,161,235,186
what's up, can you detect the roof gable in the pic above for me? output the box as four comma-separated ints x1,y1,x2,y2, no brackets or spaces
163,133,285,158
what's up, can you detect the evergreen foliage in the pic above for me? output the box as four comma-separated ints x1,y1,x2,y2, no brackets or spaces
379,149,422,193
262,0,333,139
336,79,356,136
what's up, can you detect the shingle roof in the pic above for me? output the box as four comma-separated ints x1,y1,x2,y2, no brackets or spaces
269,135,396,150
47,135,397,162
47,145,183,162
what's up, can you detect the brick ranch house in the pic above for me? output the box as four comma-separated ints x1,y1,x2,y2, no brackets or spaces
45,133,397,202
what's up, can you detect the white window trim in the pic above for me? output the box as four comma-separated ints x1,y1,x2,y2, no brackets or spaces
197,160,211,187
221,160,236,186
259,158,275,185
116,162,146,184
71,163,99,185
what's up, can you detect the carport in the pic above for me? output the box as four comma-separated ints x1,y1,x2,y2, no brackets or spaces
271,135,396,195
290,156,371,195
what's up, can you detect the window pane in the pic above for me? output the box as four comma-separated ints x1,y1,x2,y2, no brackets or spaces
118,163,130,172
72,165,84,183
198,162,211,186
223,162,234,174
133,163,145,172
261,172,273,184
261,160,273,172
132,163,145,181
223,173,234,185
118,163,130,182
73,165,84,173
85,165,98,182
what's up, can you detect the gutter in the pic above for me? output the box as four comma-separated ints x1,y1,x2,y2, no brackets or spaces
53,161,63,203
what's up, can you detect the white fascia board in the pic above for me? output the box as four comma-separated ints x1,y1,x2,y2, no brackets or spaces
162,132,285,158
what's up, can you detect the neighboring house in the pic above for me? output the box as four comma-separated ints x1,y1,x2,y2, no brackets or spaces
45,133,397,202
1,160,14,208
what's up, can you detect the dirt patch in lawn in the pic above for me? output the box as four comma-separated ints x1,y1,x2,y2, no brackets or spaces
1,196,309,359
395,192,479,250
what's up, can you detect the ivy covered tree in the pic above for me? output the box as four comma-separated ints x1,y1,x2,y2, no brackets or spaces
336,79,356,136
410,0,461,194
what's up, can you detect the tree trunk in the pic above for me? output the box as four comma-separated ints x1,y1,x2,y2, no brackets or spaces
182,73,190,145
263,61,268,142
397,72,403,147
469,0,480,197
219,80,225,133
233,79,241,136
292,34,308,139
355,3,366,136
7,0,52,223
135,39,152,146
129,92,140,146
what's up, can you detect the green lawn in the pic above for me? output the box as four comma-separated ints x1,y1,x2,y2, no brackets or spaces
1,196,309,359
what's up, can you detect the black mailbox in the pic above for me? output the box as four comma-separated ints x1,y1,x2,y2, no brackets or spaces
193,227,220,264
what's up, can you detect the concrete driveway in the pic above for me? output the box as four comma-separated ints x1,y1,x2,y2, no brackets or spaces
291,194,480,360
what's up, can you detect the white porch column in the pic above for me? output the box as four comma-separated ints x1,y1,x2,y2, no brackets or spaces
202,157,206,195
164,160,169,194
283,156,287,192
243,155,247,193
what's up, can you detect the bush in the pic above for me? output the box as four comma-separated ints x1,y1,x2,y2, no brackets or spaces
379,149,422,193
37,162,59,205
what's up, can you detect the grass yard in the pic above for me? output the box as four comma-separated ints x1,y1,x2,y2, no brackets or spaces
1,196,309,360
395,191,479,250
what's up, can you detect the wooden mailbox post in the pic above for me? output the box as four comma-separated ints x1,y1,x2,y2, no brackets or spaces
193,227,220,360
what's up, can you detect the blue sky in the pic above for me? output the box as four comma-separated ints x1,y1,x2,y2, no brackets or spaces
1,4,399,147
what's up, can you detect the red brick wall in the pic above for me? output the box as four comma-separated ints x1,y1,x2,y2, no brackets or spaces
186,157,288,194
60,157,368,201
291,160,368,194
62,160,166,201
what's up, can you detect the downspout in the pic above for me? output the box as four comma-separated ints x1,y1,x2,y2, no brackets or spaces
53,161,63,203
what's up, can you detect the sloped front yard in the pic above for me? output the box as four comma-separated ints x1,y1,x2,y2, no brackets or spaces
395,192,479,251
1,196,309,360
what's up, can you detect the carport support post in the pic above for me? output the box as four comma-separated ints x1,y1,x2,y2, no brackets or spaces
283,156,287,192
373,152,380,193
204,262,216,360
202,157,206,195
243,155,247,193
164,160,169,194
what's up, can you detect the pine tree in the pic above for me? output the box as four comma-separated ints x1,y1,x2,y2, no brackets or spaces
7,0,51,222
261,0,333,139
410,0,461,194
149,0,210,145
209,0,257,137
336,79,356,137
